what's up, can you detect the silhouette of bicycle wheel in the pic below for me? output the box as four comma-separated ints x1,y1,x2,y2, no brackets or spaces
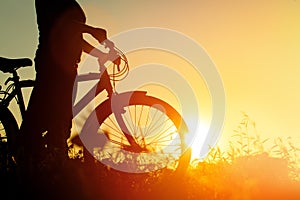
80,91,191,174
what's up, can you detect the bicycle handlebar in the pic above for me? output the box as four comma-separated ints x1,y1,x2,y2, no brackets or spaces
95,40,129,89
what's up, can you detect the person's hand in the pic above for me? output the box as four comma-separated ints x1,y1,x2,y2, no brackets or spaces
93,27,107,44
103,39,115,49
107,44,121,67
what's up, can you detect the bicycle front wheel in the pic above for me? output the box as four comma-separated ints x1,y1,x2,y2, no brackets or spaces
80,91,191,174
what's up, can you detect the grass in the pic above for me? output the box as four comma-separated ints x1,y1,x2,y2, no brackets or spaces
1,113,300,200
185,113,300,200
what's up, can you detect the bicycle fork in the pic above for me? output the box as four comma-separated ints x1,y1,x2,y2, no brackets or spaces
111,94,148,153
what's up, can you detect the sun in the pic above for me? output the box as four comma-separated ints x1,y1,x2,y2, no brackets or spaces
186,119,211,162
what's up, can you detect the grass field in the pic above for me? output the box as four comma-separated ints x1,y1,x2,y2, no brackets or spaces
1,113,299,200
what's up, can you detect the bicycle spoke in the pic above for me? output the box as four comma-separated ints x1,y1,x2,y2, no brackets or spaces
149,139,179,147
125,105,136,135
143,108,161,137
146,122,175,144
134,105,137,134
101,116,133,145
137,105,145,139
102,121,123,139
123,107,134,134
144,117,172,139
107,139,125,146
143,105,151,134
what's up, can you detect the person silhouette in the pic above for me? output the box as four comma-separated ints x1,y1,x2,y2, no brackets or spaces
19,0,110,179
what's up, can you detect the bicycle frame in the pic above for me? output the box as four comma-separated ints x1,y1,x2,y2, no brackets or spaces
72,71,110,117
0,70,34,119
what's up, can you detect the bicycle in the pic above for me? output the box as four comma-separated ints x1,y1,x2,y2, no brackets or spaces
0,42,191,176
0,57,33,176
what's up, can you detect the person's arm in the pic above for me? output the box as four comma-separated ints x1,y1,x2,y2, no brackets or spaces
82,39,108,65
74,21,107,43
78,22,121,66
82,40,104,56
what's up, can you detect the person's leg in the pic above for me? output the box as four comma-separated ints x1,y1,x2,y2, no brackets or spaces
46,114,72,161
46,68,77,162
36,69,77,199
17,77,51,197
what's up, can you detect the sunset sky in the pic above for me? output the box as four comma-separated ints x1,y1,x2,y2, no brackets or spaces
1,0,300,159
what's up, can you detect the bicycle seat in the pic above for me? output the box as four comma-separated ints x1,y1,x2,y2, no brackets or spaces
0,57,32,73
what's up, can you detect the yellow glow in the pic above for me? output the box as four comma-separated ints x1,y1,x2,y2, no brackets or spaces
1,0,300,165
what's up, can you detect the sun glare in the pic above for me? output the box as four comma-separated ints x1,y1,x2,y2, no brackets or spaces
187,120,211,162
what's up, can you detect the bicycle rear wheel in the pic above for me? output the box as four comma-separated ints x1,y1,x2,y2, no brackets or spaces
80,91,191,174
0,107,19,176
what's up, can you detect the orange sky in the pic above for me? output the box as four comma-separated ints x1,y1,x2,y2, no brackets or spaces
1,0,300,159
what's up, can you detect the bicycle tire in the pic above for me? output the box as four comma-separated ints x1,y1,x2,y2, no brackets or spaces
0,107,19,175
80,91,191,174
